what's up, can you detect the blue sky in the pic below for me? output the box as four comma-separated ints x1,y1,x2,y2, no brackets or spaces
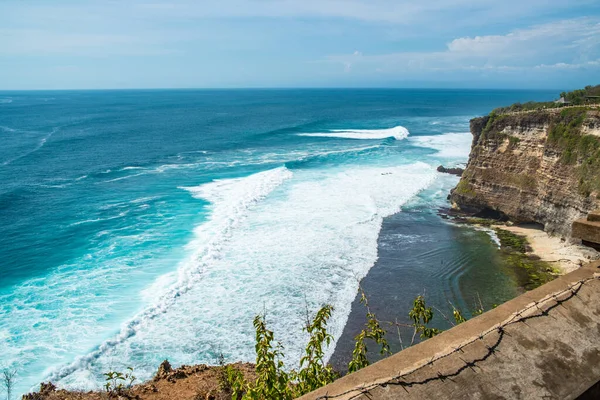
1,0,599,89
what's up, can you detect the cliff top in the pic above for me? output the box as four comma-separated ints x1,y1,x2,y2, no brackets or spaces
491,84,600,115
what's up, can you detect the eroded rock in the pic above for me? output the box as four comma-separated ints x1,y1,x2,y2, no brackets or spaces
451,109,600,237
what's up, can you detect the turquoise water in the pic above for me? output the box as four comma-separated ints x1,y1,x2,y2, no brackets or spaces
330,195,521,369
0,89,556,394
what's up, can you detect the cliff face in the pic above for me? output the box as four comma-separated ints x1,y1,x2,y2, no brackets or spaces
451,108,600,237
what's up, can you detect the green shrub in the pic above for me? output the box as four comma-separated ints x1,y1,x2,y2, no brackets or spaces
348,291,390,373
508,136,521,147
236,315,294,399
295,305,338,395
409,295,441,340
103,367,136,396
546,108,600,196
454,180,476,197
491,85,600,114
231,306,339,399
219,365,245,396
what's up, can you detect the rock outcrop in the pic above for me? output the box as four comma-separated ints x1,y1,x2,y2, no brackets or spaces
437,165,464,176
450,108,600,238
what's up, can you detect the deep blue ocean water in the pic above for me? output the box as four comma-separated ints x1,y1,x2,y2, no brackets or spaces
0,89,557,394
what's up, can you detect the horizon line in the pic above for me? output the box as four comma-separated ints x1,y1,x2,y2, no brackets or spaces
0,86,567,92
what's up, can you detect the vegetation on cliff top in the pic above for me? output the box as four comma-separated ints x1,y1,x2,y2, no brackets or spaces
547,108,600,197
491,84,600,114
560,85,600,105
475,102,600,198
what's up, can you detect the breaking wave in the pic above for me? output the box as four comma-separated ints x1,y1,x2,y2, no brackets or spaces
46,167,293,386
298,126,410,140
49,163,437,389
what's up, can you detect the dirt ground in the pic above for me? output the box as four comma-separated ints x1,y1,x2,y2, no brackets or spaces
23,361,256,400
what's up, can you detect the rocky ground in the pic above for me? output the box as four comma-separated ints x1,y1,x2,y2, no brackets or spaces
23,361,256,400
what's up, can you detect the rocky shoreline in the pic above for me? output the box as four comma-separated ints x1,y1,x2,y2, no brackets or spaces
500,224,599,273
439,207,599,274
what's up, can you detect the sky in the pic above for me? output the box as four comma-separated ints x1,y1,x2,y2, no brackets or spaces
0,0,599,90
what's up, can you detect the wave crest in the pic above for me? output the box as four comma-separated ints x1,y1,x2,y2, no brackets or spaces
298,125,409,140
46,167,293,385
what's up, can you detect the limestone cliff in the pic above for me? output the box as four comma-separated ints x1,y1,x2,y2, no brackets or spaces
451,107,600,238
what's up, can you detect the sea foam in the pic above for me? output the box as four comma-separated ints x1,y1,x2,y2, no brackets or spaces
298,126,410,140
1,127,59,166
50,162,435,390
410,132,472,159
46,167,293,388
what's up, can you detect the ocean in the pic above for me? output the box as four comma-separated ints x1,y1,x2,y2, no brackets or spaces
0,89,557,395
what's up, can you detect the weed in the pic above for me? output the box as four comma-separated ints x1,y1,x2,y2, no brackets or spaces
103,367,136,396
348,291,390,373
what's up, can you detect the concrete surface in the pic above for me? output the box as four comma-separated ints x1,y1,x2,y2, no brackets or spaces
587,210,600,223
301,262,600,400
573,212,600,250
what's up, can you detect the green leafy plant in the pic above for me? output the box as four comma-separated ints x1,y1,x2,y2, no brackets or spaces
103,367,136,396
452,305,467,325
294,305,338,395
231,305,340,399
237,314,293,400
229,290,486,399
409,295,441,340
348,290,391,373
219,365,245,399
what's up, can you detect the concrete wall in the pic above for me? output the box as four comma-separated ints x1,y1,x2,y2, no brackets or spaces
302,262,600,400
573,219,600,250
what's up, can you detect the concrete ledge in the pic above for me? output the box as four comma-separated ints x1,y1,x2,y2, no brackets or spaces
587,210,600,222
573,219,600,246
301,262,600,400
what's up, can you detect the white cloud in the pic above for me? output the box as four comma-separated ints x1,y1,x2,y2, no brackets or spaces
446,19,600,57
534,60,600,70
0,1,598,88
325,17,600,74
1,1,597,58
